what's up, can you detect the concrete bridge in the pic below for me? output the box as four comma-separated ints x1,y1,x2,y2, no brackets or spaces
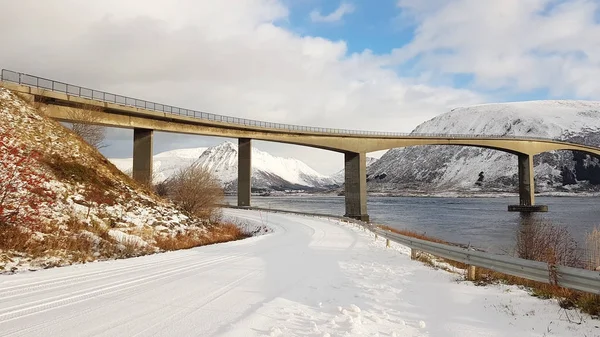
3,69,600,221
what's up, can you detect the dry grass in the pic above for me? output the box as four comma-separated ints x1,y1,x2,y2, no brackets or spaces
155,223,249,251
378,225,448,244
1,216,115,264
0,225,31,252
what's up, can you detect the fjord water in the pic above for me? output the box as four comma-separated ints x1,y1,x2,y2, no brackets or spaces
226,196,600,253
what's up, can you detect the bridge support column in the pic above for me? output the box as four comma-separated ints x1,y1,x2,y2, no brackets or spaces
132,128,153,186
238,138,252,207
344,152,369,222
508,154,548,212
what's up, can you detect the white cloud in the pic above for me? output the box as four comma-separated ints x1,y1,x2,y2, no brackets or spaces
310,3,356,23
0,0,481,174
394,0,600,98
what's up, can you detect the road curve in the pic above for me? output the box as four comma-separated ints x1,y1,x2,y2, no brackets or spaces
0,210,361,336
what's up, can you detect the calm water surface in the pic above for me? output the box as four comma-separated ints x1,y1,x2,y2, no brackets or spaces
225,195,600,253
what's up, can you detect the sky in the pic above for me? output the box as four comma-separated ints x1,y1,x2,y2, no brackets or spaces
0,0,599,175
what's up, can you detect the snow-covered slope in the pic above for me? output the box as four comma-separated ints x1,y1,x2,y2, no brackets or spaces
0,87,221,273
332,157,379,184
196,142,338,190
368,100,600,194
110,147,207,183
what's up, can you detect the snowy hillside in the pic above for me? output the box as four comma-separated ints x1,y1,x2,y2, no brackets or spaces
368,100,600,194
332,157,379,184
110,147,207,183
196,142,338,191
0,87,244,273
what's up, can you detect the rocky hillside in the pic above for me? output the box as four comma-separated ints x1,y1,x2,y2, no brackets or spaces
367,100,600,194
0,88,245,273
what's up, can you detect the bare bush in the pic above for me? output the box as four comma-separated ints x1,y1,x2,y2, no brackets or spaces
585,226,600,271
65,104,106,149
162,164,224,220
515,218,583,270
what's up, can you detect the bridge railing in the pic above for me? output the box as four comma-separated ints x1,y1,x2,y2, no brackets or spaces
0,69,590,145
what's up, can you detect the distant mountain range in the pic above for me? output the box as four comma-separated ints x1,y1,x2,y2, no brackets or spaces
367,100,600,194
110,142,338,192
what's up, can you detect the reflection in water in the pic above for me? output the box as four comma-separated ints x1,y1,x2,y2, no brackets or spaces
225,195,600,254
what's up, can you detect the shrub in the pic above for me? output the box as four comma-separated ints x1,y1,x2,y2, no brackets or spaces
515,218,583,270
162,164,224,220
585,226,600,271
65,103,107,150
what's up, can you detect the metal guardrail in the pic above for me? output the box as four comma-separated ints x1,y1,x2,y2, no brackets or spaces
372,227,600,294
225,206,600,294
0,68,593,146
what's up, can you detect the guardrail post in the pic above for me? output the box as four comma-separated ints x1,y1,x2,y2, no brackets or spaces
410,248,418,260
466,265,477,281
386,239,390,248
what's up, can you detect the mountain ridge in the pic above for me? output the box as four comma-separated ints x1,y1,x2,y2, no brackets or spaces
367,100,600,194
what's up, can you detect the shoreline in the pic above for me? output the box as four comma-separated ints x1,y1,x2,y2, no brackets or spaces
227,191,600,198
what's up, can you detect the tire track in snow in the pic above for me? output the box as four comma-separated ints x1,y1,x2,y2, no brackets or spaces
0,254,245,325
128,269,261,337
0,252,204,301
0,251,199,291
1,256,257,337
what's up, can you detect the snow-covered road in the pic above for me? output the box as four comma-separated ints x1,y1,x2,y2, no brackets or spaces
0,210,598,336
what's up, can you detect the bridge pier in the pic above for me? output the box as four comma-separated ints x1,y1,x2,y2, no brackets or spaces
238,138,252,207
344,152,369,222
508,153,548,212
132,128,153,186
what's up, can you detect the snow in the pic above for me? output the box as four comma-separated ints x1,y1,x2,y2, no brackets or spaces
110,147,208,183
109,142,338,189
188,141,337,189
0,209,597,336
332,157,378,184
369,100,600,193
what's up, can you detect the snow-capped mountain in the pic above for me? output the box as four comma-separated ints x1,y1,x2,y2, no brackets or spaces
110,147,207,183
196,142,338,191
109,142,338,191
331,157,379,185
367,100,600,194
